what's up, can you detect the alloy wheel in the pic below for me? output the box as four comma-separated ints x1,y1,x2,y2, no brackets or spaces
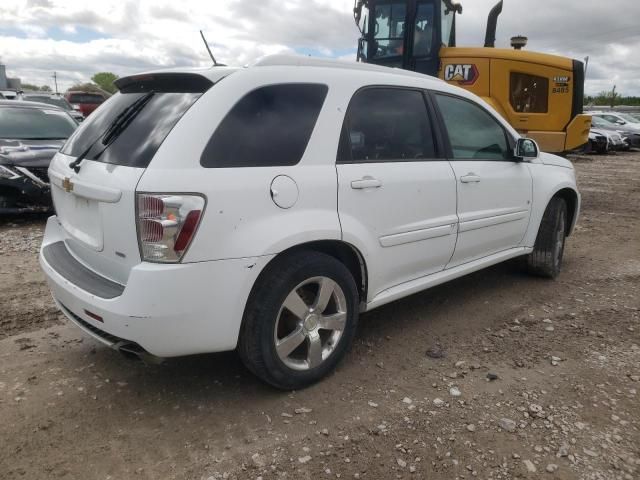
274,276,348,371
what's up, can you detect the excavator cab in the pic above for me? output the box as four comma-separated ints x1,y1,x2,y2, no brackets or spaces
355,0,462,76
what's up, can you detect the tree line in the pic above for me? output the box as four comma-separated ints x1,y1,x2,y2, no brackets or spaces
21,72,119,95
585,91,640,107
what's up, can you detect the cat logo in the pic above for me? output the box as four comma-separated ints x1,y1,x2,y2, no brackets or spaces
444,64,479,86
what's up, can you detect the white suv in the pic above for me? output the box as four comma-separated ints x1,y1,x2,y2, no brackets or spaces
40,56,580,389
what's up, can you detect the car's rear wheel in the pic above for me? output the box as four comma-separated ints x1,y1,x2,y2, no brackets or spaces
238,251,359,390
526,197,567,279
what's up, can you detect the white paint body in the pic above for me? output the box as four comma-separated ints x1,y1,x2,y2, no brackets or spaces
40,56,580,358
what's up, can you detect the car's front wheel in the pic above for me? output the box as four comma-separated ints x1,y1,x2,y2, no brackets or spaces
526,197,567,279
238,251,359,390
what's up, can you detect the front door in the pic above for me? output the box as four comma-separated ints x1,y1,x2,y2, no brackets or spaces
433,93,533,267
337,87,458,298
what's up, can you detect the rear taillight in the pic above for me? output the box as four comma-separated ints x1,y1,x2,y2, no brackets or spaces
136,193,205,263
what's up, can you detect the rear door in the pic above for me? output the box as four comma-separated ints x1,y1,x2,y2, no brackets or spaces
432,93,532,267
337,87,458,298
49,73,215,284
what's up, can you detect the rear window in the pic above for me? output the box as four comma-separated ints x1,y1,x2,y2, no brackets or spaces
61,74,212,168
67,93,105,104
200,83,328,168
25,96,73,110
0,107,77,140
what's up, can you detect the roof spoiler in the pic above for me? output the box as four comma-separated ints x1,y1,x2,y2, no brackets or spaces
484,0,503,48
114,73,213,94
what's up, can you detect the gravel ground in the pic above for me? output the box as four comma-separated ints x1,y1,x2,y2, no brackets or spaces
0,152,638,480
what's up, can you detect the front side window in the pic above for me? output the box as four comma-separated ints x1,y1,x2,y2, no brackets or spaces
601,115,621,124
435,94,511,160
372,3,406,59
510,72,549,113
413,2,435,57
341,88,435,163
201,84,328,168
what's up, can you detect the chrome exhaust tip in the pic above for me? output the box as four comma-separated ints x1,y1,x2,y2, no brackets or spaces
115,341,165,365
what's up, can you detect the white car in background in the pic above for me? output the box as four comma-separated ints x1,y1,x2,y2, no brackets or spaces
591,112,640,132
40,56,580,389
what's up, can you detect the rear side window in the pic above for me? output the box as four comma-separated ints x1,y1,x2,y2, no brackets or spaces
200,84,328,168
435,94,511,160
340,87,436,162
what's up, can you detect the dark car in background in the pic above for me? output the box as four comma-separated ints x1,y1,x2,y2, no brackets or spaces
64,91,106,117
20,92,85,122
0,100,77,213
591,115,640,149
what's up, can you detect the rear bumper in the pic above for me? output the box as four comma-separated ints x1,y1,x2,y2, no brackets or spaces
40,216,274,357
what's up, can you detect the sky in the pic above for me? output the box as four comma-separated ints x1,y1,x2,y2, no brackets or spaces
0,0,638,96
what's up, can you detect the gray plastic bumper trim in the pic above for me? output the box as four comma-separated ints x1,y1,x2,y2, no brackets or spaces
43,241,125,299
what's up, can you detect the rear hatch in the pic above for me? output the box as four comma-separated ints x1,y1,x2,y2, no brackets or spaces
49,72,215,285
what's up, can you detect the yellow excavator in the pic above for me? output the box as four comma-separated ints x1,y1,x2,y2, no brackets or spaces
354,0,591,153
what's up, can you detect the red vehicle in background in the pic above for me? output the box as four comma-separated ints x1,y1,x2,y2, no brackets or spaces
64,91,106,117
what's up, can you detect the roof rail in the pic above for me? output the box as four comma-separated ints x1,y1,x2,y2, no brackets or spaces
252,54,431,79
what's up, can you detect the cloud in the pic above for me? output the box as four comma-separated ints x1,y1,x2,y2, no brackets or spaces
0,0,639,96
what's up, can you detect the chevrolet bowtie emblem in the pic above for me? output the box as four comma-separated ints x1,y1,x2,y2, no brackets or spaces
62,177,74,193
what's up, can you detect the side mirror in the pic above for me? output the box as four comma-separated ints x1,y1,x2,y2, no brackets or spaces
514,138,539,161
616,120,626,125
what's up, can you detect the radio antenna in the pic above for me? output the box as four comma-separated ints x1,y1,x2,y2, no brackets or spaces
200,30,219,66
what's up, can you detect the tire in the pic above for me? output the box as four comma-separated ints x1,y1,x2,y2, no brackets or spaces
238,250,359,390
526,197,567,279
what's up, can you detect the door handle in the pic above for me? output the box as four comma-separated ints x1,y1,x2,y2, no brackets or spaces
460,173,481,183
351,177,382,189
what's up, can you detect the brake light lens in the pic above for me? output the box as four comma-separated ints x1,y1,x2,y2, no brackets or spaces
136,193,205,263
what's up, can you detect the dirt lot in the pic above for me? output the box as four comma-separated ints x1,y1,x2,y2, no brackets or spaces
1,152,639,480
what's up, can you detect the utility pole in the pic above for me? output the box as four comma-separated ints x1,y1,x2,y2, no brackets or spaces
583,56,589,78
611,84,616,109
52,71,58,95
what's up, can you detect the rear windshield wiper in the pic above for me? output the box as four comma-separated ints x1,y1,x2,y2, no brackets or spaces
69,91,155,173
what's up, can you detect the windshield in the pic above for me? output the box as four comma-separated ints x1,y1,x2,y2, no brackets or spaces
25,96,73,111
372,2,406,59
617,113,638,123
591,116,616,128
0,107,77,140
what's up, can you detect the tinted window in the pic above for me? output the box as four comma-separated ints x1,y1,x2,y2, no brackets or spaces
510,72,549,113
201,84,328,168
61,92,204,167
341,88,435,162
372,3,406,59
0,107,77,140
413,2,435,57
435,94,510,160
67,93,105,104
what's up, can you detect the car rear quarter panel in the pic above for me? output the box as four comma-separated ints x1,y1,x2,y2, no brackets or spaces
137,68,360,262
